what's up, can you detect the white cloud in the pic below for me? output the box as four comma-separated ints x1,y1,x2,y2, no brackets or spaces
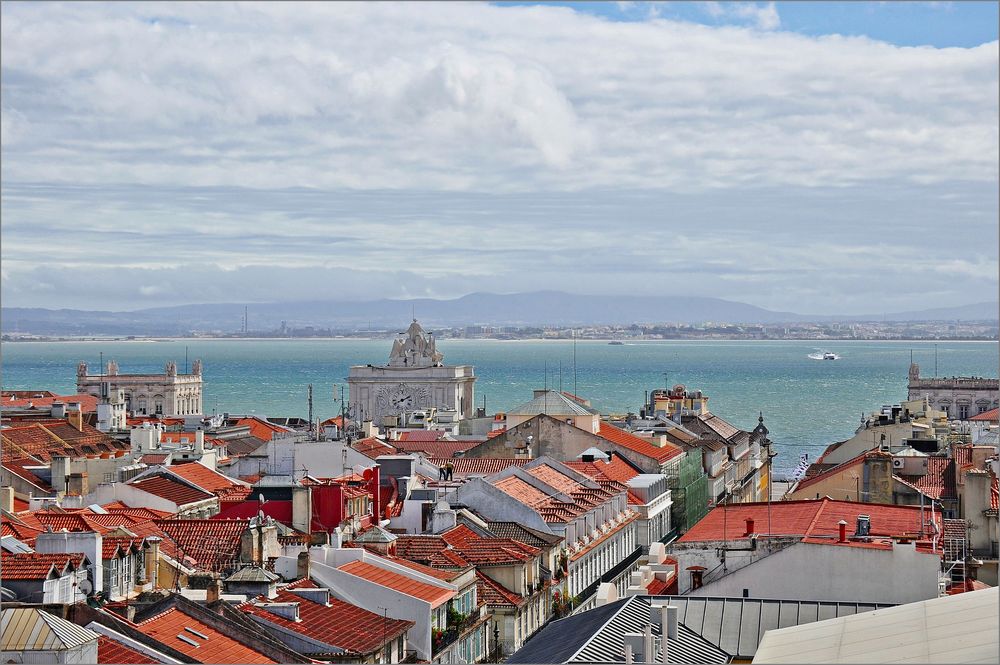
0,2,996,313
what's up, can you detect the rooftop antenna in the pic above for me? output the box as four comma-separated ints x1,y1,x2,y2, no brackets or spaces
308,384,314,433
934,344,938,377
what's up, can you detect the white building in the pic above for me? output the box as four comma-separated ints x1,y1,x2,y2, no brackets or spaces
348,320,475,425
77,359,204,417
908,363,999,420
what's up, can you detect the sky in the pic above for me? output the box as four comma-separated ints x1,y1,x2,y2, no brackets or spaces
1,1,997,316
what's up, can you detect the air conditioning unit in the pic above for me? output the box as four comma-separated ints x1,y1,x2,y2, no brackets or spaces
892,458,905,469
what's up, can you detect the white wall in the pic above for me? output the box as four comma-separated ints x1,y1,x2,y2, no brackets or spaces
683,540,941,604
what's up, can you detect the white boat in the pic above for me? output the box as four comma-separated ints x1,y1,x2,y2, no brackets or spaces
823,352,837,360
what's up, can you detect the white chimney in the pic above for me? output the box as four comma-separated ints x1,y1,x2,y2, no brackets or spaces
624,633,645,664
50,402,67,418
194,429,205,455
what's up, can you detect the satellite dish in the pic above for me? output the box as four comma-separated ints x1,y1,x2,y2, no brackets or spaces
78,580,93,595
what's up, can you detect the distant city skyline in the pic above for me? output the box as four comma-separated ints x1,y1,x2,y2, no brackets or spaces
1,1,996,315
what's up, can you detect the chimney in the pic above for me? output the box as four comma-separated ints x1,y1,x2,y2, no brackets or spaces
296,550,310,581
50,455,71,494
744,517,755,537
838,520,848,543
194,428,205,455
206,575,221,603
256,601,300,622
0,487,13,513
660,605,678,664
67,402,83,431
623,633,645,664
145,536,161,588
50,401,66,419
66,472,88,496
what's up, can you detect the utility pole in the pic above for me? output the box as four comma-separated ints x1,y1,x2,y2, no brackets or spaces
307,384,314,433
378,606,389,662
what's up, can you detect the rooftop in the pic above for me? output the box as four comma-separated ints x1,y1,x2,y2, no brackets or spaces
598,422,684,464
97,636,158,664
337,559,453,606
1,608,97,651
0,551,87,580
508,390,598,417
137,606,277,664
128,474,215,506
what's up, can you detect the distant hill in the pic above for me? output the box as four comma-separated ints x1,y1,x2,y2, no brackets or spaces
1,292,996,336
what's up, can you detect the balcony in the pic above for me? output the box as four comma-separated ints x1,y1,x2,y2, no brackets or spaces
432,609,484,656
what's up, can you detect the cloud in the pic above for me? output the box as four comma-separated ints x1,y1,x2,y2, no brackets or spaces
702,2,780,30
0,2,996,314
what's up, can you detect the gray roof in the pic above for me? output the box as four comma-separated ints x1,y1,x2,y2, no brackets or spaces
486,521,564,548
1,608,98,651
508,391,598,417
753,587,999,664
507,597,729,664
355,524,397,544
654,595,894,660
225,566,280,583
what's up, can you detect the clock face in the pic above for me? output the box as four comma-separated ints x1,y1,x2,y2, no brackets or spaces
375,383,430,415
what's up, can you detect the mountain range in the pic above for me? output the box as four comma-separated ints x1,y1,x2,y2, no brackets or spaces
2,292,997,336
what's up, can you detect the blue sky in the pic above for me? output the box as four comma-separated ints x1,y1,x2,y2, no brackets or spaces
1,2,997,315
494,2,999,47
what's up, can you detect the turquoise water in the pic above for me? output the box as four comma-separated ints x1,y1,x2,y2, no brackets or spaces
2,339,996,473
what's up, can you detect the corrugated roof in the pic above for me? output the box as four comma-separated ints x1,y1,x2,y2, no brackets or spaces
1,608,98,651
507,596,730,664
508,391,597,417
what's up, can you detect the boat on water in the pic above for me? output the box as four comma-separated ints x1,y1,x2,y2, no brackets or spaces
823,352,837,360
608,341,625,345
808,351,840,360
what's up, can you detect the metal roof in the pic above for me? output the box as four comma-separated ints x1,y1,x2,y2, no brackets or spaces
654,595,894,659
753,587,999,664
508,391,598,417
507,596,729,664
1,608,98,651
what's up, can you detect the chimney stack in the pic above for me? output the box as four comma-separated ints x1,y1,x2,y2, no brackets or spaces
838,520,848,543
194,428,205,455
67,402,83,431
145,537,161,588
50,455,71,494
206,575,221,603
50,401,66,419
744,517,755,537
296,551,310,581
66,472,88,496
0,487,13,514
623,634,644,664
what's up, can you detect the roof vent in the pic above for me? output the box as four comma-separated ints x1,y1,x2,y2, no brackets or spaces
855,514,871,537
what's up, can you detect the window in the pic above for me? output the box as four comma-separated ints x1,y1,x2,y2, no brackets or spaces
959,405,970,420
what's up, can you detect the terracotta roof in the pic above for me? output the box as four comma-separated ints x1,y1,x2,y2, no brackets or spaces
679,498,941,551
0,551,86,579
103,537,144,559
139,453,170,465
598,423,683,464
494,476,554,510
895,457,957,500
2,393,100,413
646,577,671,595
129,474,215,506
564,455,641,484
969,408,999,421
430,457,530,477
393,439,477,458
475,570,525,608
338,559,453,606
240,579,412,655
526,465,582,495
1,421,127,462
0,517,44,545
154,519,248,573
352,437,397,459
946,579,993,594
97,636,158,664
12,497,30,513
137,606,277,664
396,430,448,442
30,511,112,534
167,463,249,500
234,417,291,442
485,522,564,548
2,457,55,492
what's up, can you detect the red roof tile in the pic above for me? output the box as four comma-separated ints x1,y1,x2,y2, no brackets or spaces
564,455,641,484
646,577,671,595
429,457,529,476
396,430,448,442
338,559,453,606
475,570,525,607
97,636,158,664
154,519,248,573
31,511,113,533
679,498,942,549
1,421,127,463
794,449,879,492
352,437,397,460
137,607,277,664
0,517,44,545
12,497,30,512
969,408,999,421
598,423,683,464
240,579,413,655
2,393,100,413
129,474,215,506
234,417,291,442
895,457,957,500
393,439,477,457
0,551,86,579
2,457,55,492
167,463,248,500
103,537,144,559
